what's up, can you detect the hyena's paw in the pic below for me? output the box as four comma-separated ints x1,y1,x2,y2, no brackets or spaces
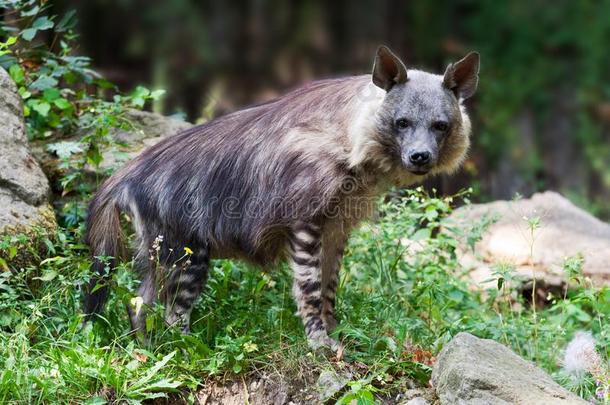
307,329,342,353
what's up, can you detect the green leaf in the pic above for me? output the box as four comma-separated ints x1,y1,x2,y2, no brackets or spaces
18,87,31,99
83,397,107,405
46,141,83,159
56,10,77,32
128,351,180,394
21,28,37,41
0,37,18,56
90,282,105,294
86,147,103,167
21,6,40,17
146,351,177,377
131,86,151,108
132,97,146,108
32,16,54,31
8,64,24,84
43,238,56,255
37,270,58,282
39,256,68,266
32,101,51,117
425,206,439,221
448,289,464,303
132,86,150,98
53,98,71,110
135,378,181,393
146,315,155,333
43,88,61,102
8,246,16,259
30,75,58,91
150,89,166,100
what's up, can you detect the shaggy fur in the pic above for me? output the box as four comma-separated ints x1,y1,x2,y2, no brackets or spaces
83,46,479,349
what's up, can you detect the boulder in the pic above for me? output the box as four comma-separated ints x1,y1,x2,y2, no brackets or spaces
0,67,56,268
32,109,193,185
398,388,439,405
431,332,586,404
449,191,610,290
93,108,193,172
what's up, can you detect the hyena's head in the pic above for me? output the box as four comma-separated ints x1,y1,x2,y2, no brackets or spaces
360,46,479,178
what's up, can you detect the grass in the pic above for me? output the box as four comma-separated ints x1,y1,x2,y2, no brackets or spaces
0,189,608,404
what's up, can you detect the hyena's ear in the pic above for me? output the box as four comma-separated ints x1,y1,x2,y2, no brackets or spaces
372,45,408,91
443,52,480,100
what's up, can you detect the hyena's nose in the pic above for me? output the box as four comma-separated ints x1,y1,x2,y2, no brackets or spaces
409,151,431,166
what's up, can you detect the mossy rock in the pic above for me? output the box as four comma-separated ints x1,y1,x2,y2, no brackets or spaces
0,66,57,270
0,203,58,270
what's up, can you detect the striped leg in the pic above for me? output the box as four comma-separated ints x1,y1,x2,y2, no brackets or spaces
290,223,340,351
128,252,158,338
163,247,209,333
321,243,345,332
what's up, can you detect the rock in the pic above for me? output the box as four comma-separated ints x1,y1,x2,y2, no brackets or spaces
431,332,586,404
316,369,352,402
398,388,439,405
450,191,610,290
403,398,430,405
195,373,293,405
0,67,56,267
32,108,193,185
94,109,193,172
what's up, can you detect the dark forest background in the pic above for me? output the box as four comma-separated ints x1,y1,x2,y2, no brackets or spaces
46,1,610,218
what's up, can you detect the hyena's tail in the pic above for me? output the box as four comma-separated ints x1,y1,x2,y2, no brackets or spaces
83,187,125,321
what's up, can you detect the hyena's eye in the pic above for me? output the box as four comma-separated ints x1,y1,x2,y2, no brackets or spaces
395,118,411,130
431,121,449,132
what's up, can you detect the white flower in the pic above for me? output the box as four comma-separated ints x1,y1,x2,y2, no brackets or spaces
561,331,602,375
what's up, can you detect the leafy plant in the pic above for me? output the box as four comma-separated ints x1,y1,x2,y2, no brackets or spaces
0,1,163,227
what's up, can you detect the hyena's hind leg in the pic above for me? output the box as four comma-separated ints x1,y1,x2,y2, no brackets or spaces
289,222,341,351
163,246,209,333
127,251,158,339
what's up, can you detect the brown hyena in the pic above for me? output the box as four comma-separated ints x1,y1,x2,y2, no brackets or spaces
83,46,479,350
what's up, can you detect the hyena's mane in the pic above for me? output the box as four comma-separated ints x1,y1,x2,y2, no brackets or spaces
90,75,373,266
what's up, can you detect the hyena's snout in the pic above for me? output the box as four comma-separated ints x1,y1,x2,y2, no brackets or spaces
408,150,431,167
402,144,438,175
399,129,440,175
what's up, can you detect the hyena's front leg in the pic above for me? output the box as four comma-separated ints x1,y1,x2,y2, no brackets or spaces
290,223,340,351
320,241,346,332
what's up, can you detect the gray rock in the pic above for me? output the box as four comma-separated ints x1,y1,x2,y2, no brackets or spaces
449,191,610,289
0,67,50,207
32,108,193,182
398,388,438,405
316,369,352,402
0,67,56,266
95,109,193,172
405,398,430,405
431,332,586,404
114,108,193,142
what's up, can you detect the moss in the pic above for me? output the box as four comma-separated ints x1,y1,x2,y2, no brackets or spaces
0,204,58,270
